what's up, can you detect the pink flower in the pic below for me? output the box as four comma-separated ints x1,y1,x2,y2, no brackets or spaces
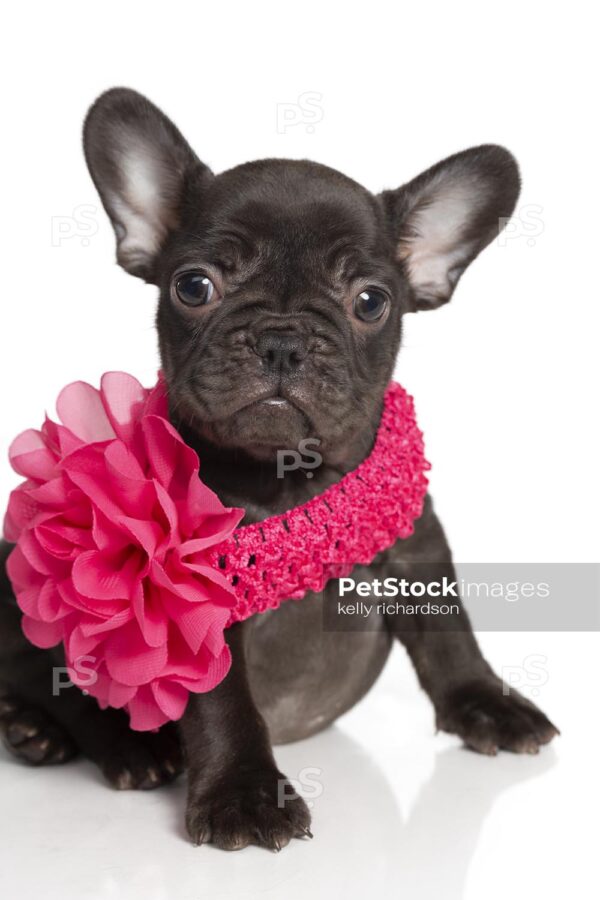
4,373,244,731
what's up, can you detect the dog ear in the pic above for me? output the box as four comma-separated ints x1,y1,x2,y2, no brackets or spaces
83,88,212,282
380,145,520,311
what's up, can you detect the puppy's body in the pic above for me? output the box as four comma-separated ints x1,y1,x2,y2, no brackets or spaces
0,89,558,851
245,498,441,744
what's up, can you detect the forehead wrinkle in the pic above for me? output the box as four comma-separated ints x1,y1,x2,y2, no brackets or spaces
326,243,388,285
328,246,363,282
168,227,263,278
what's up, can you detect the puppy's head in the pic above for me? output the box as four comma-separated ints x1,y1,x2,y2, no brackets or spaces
84,89,519,466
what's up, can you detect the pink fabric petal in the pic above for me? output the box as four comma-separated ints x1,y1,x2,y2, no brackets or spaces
69,659,105,696
104,620,168,687
141,415,198,494
162,628,229,682
28,476,71,508
126,685,170,732
15,585,43,618
72,548,145,601
104,440,147,482
41,417,83,457
91,507,131,553
107,679,137,709
184,477,244,529
65,623,104,661
21,615,64,649
35,517,94,559
36,579,70,622
64,447,157,526
61,447,125,520
152,481,179,550
161,591,230,654
148,559,206,605
115,516,162,559
143,376,169,418
57,381,116,442
173,558,241,601
19,529,65,577
175,506,245,553
171,645,232,693
100,372,147,444
9,428,47,457
56,577,126,616
78,607,134,637
3,488,40,540
9,429,59,480
132,583,168,648
151,680,189,720
203,615,230,657
5,544,43,592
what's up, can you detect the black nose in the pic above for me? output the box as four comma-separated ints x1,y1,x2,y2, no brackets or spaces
254,330,308,375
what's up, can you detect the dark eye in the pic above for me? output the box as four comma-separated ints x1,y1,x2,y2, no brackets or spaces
353,289,389,322
174,272,217,307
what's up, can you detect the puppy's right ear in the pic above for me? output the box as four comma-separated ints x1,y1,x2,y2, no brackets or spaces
83,88,212,283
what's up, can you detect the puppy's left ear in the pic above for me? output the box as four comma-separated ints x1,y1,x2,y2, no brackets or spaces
380,145,520,311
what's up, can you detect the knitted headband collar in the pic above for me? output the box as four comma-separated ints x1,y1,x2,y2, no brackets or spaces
4,372,429,730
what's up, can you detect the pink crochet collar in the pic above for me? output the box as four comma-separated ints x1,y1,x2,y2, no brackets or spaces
4,374,429,730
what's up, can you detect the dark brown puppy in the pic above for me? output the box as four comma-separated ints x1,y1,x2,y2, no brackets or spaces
0,89,558,851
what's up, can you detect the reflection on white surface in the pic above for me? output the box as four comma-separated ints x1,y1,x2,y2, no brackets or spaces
0,636,596,900
0,716,560,900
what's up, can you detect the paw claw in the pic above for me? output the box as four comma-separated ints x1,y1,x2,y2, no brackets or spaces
0,696,21,718
7,721,39,745
113,769,134,790
101,724,183,791
139,767,161,790
186,769,312,852
438,678,559,757
0,700,78,766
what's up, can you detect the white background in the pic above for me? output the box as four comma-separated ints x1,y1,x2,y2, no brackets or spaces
1,2,598,898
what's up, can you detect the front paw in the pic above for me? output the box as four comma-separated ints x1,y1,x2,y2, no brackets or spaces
100,724,183,790
436,677,559,755
186,767,313,851
0,695,78,766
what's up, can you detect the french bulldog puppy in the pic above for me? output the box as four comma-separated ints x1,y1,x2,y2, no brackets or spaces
0,89,558,851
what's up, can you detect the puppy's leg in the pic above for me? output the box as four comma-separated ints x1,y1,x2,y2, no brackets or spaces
0,540,182,787
181,622,312,851
0,540,77,765
385,500,559,755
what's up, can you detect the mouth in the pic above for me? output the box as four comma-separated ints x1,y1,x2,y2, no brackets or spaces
242,387,306,417
260,397,291,408
169,380,318,457
221,390,313,455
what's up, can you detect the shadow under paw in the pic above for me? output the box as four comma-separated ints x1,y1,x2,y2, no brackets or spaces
436,678,560,756
0,695,78,766
186,768,313,851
